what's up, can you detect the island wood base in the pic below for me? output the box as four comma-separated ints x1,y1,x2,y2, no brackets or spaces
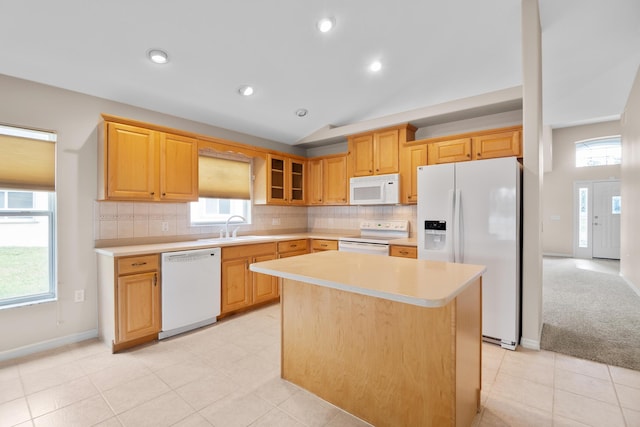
281,277,482,427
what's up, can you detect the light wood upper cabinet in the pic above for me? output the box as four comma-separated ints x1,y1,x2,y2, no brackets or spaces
427,138,472,165
307,158,324,205
349,134,375,176
323,155,348,205
306,154,348,205
472,130,521,160
159,133,199,201
400,143,428,204
102,121,198,202
255,154,306,205
348,124,416,177
374,129,400,174
106,123,156,200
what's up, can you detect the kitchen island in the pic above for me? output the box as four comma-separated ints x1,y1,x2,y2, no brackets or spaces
250,251,485,427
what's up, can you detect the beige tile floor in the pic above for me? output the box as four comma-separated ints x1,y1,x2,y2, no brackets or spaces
1,303,639,427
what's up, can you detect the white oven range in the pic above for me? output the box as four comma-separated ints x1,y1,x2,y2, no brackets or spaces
338,220,409,256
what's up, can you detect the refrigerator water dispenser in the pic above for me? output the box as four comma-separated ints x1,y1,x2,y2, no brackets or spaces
424,220,447,250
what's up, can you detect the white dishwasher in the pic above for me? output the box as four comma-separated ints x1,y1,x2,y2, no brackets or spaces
160,247,221,339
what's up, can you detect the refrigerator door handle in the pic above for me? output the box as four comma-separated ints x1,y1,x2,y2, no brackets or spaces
453,189,463,263
448,189,456,262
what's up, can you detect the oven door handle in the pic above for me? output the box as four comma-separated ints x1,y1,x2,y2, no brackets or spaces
338,241,389,255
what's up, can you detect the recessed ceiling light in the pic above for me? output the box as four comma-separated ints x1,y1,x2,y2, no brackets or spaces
295,109,308,117
238,85,254,96
148,49,169,64
317,17,335,33
369,60,382,72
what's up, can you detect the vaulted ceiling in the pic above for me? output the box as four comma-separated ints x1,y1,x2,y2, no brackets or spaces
1,0,638,145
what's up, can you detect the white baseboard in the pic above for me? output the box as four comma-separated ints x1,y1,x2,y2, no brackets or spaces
0,329,99,362
520,337,541,350
620,274,640,297
542,252,572,258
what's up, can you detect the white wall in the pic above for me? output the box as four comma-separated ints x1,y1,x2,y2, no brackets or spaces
620,67,640,293
543,121,621,256
0,74,298,359
520,0,544,349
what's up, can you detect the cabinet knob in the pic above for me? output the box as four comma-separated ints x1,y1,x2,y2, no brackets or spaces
477,153,481,157
153,273,157,286
131,262,147,267
162,192,166,196
150,192,155,195
466,154,471,158
400,250,408,255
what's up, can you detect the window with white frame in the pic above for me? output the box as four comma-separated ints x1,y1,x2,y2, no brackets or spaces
0,124,57,308
190,154,252,225
575,136,621,167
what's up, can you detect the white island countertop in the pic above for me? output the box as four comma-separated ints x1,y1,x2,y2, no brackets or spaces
250,251,485,308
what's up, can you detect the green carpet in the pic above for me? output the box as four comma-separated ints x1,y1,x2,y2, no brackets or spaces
541,257,640,371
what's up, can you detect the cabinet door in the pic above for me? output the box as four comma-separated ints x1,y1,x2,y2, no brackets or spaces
159,133,199,201
472,131,521,160
307,158,324,205
323,156,348,205
288,159,305,205
267,155,286,203
311,239,338,252
106,123,157,200
390,245,418,258
117,271,160,342
221,258,251,314
350,134,374,176
400,144,427,204
252,253,279,303
374,129,400,174
428,138,472,164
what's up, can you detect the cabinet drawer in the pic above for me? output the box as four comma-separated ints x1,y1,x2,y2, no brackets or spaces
311,239,338,251
390,245,418,259
278,239,308,254
222,242,277,260
117,254,159,275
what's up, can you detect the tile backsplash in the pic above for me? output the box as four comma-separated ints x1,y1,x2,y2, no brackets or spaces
94,201,417,247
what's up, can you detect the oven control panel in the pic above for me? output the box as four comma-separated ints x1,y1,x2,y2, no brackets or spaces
360,220,409,232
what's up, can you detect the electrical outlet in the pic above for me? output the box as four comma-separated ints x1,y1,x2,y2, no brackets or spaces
74,290,85,302
161,221,169,232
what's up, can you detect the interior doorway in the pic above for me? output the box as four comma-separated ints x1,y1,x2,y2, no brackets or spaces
573,179,621,259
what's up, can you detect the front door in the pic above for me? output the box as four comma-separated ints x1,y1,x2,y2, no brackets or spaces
574,180,620,259
592,181,621,259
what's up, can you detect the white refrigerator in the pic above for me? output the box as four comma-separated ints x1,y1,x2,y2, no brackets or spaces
417,157,521,350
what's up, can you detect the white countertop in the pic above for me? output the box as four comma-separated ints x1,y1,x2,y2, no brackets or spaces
250,251,485,308
95,232,351,257
94,233,417,258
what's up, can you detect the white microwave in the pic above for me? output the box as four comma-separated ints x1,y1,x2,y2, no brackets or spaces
349,173,400,205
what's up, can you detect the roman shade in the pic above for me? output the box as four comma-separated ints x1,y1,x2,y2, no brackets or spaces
0,132,56,191
198,155,251,199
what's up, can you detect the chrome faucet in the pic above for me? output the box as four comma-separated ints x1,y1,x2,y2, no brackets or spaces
225,215,246,238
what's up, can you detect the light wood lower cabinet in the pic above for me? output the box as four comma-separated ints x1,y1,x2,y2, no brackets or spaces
311,239,338,252
390,245,418,259
277,239,309,258
221,242,278,315
97,253,161,352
